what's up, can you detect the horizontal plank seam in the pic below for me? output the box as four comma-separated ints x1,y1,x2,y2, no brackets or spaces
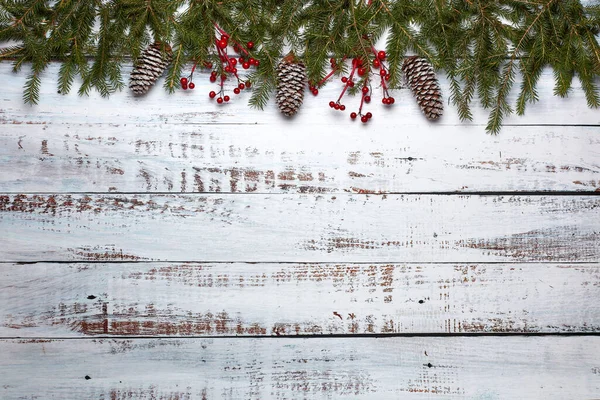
1,191,599,196
2,261,599,265
0,122,600,127
2,122,598,127
3,333,600,340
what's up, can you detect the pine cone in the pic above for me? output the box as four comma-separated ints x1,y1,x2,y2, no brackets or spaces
129,42,173,96
276,52,306,117
402,56,443,120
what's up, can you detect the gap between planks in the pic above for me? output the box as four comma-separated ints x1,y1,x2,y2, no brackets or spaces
3,332,600,340
1,191,599,196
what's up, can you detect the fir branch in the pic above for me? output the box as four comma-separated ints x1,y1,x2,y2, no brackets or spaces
0,0,599,133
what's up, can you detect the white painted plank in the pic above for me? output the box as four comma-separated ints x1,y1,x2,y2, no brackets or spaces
0,64,598,127
0,194,598,262
1,124,598,193
1,337,599,399
1,262,599,337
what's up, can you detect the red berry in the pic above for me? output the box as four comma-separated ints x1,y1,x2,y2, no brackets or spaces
238,82,245,90
364,95,371,103
211,70,217,76
218,40,228,49
205,62,213,69
209,75,217,83
312,89,319,96
361,115,368,123
382,97,388,104
385,74,390,81
209,91,216,98
350,112,357,119
233,44,241,53
217,97,223,104
389,97,395,104
247,41,254,49
224,95,230,102
249,58,256,65
341,77,348,83
233,87,241,94
224,66,231,73
239,57,245,63
348,80,354,87
254,60,260,67
230,58,237,66
181,83,188,90
358,68,366,76
377,50,386,60
221,74,227,81
242,62,250,69
380,69,386,76
232,67,238,74
366,112,373,119
245,80,252,88
340,105,346,111
362,86,369,94
334,103,340,110
373,59,381,68
180,77,188,85
330,57,336,64
188,82,195,89
329,101,335,108
221,34,229,41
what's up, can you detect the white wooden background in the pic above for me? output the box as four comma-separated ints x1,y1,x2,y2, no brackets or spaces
0,59,599,400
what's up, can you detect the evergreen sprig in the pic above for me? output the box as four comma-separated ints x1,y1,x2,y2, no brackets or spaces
0,0,598,134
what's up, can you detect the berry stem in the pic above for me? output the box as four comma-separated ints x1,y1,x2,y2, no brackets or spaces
337,62,358,103
318,69,337,87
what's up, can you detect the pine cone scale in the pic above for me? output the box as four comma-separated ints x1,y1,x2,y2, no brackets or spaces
129,42,173,96
276,53,306,117
402,56,443,121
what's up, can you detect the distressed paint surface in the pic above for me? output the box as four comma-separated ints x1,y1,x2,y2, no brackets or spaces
1,47,600,400
1,194,598,262
0,262,599,337
1,124,599,193
1,337,599,399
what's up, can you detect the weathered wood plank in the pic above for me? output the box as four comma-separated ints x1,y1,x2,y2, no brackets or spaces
1,262,599,337
1,337,599,399
0,194,598,262
1,124,599,193
1,63,599,127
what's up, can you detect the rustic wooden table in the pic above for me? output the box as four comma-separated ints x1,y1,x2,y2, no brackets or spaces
0,63,599,399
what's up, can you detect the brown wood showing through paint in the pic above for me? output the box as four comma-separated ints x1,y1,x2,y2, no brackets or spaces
0,194,598,262
0,56,599,400
0,337,599,399
0,263,599,337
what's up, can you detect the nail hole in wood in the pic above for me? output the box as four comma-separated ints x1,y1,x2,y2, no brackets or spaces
418,300,425,304
87,295,96,300
427,363,433,368
84,375,91,380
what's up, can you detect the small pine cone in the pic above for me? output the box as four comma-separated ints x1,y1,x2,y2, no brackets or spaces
129,42,173,96
276,52,307,117
402,56,443,120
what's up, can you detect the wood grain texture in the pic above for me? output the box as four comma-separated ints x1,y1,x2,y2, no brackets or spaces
1,194,598,262
1,123,599,193
1,337,599,399
1,262,599,337
1,64,599,127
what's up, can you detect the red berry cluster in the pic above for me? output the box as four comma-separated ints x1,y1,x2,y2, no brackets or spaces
180,24,257,104
371,47,395,105
313,48,395,124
